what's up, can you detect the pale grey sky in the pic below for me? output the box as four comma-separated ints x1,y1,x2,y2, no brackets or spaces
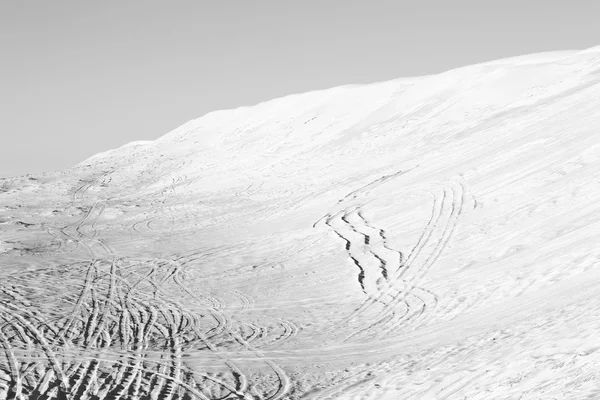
1,1,599,177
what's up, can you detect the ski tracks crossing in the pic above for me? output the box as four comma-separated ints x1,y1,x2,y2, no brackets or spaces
317,177,474,341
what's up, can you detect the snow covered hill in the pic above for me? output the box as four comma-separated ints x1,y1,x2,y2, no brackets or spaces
2,45,600,399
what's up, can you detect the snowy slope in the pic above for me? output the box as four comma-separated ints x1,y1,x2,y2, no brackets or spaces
2,46,600,399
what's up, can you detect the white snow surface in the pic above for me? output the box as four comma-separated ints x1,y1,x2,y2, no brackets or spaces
2,46,600,399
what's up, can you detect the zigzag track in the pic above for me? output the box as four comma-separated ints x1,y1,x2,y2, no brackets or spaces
3,166,475,398
325,208,392,297
328,191,436,322
364,185,464,337
318,180,471,341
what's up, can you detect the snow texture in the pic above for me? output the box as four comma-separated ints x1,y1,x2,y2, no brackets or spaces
2,46,600,399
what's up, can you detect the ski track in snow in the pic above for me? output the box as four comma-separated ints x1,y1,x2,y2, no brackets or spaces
3,47,600,399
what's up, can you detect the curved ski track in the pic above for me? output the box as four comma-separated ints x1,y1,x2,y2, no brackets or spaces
320,181,471,341
4,165,473,399
0,172,297,400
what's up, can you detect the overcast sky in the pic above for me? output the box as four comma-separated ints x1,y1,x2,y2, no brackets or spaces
1,1,599,177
